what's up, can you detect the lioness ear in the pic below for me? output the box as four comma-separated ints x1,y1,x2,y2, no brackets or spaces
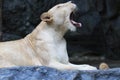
40,12,53,23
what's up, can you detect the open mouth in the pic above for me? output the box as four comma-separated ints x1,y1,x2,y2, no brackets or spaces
70,12,82,27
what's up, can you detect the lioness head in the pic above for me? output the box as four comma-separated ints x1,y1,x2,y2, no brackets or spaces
40,1,82,31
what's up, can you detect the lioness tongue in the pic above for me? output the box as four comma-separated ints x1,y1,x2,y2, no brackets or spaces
71,20,82,27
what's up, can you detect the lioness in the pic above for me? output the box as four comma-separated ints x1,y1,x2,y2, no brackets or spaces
0,1,97,70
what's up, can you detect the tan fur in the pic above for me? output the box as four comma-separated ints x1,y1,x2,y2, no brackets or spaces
40,12,53,23
0,1,97,70
99,62,109,70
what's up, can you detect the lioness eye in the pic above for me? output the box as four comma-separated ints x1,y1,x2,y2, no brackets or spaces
57,6,61,8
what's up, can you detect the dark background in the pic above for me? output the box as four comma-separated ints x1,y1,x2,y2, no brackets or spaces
0,0,120,67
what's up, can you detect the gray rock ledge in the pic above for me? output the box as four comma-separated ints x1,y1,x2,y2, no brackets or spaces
0,66,120,80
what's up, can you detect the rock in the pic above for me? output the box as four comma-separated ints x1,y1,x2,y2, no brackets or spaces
0,66,120,80
1,33,21,41
105,16,120,59
0,0,2,40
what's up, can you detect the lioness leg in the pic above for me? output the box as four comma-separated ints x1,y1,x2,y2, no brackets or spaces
49,61,97,70
0,59,16,68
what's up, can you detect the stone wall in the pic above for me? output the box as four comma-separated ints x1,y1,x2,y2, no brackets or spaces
0,66,120,80
0,0,2,40
1,0,120,60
